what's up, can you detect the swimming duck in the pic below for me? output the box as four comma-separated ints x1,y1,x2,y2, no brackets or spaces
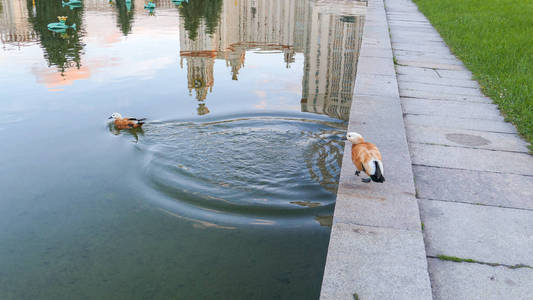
347,132,385,183
108,113,146,129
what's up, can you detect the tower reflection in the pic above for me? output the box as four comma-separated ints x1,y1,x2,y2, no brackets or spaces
178,0,365,119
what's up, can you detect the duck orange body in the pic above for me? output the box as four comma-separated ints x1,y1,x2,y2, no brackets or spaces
347,132,385,183
108,113,146,129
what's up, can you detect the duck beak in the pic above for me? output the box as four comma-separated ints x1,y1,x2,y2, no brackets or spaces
341,136,348,141
108,116,113,119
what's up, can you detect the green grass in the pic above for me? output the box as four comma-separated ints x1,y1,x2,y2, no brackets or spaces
412,0,533,151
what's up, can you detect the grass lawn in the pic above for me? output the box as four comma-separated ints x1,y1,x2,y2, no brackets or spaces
412,0,533,151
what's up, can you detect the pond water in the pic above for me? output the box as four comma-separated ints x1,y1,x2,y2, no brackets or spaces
0,0,364,298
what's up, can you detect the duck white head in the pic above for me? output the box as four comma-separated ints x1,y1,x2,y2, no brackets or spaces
346,132,364,144
108,112,122,120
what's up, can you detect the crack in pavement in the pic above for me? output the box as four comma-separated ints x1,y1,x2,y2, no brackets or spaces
429,255,533,270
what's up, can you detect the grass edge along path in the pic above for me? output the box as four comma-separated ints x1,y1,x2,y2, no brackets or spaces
412,0,533,152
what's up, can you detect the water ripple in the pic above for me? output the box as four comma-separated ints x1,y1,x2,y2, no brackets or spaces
133,114,345,226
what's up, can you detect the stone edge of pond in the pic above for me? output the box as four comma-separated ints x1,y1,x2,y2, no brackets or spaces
319,0,433,299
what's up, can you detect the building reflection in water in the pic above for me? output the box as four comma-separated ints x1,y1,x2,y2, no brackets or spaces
0,0,85,72
0,0,38,49
0,0,365,120
178,0,365,120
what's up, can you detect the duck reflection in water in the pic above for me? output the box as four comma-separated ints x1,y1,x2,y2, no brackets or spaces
108,122,144,142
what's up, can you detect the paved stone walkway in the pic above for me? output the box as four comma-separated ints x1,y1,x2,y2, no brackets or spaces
385,0,533,299
320,0,433,298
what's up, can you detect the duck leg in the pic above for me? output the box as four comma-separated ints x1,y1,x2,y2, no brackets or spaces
355,170,360,176
361,178,371,183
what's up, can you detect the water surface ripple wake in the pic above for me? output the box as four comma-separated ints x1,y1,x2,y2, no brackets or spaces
135,114,345,227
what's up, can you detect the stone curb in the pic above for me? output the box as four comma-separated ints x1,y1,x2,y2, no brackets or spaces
319,0,433,299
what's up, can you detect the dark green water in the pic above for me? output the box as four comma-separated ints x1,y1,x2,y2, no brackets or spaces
0,0,364,298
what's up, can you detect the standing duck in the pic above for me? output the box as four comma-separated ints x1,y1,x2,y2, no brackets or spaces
108,113,146,129
347,132,385,183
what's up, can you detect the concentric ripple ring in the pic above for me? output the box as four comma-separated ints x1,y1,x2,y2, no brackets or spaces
134,113,345,227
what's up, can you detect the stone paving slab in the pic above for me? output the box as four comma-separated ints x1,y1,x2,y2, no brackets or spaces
427,258,533,300
397,75,480,89
391,35,444,43
364,23,392,34
389,26,441,35
387,21,438,28
333,191,421,231
363,30,391,45
320,223,432,300
406,125,530,152
396,65,445,79
413,165,533,210
359,45,393,58
388,26,440,34
388,21,437,28
401,90,491,103
404,114,517,134
392,46,453,57
409,143,533,175
387,14,430,21
389,27,445,35
391,35,443,43
395,54,464,65
395,52,456,62
410,143,532,175
387,21,433,28
399,81,485,97
420,199,533,266
357,56,396,76
395,59,467,71
402,98,503,120
391,41,446,51
388,19,431,25
393,47,456,57
356,74,399,98
395,65,473,79
362,37,392,49
431,68,477,79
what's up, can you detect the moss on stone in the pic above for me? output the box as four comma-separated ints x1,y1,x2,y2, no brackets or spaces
437,255,476,263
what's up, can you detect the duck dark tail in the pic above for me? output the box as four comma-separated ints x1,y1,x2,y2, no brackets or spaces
370,161,385,183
